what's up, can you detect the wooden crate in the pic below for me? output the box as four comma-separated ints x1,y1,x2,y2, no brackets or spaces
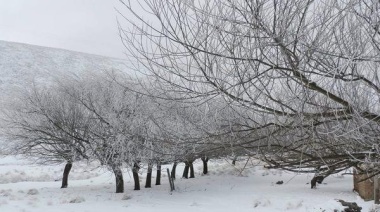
353,169,374,201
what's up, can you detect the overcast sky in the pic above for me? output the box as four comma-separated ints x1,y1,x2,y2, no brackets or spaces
0,0,127,58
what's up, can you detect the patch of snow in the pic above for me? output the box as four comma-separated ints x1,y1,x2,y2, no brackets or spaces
69,197,85,204
27,189,39,195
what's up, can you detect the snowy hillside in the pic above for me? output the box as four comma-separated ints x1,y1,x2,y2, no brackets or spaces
0,40,130,103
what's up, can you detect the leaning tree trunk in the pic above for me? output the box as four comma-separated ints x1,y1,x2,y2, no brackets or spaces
155,161,161,185
145,162,153,188
201,156,209,175
171,162,177,179
61,162,73,188
111,166,124,193
189,160,195,178
311,168,334,189
182,161,190,179
133,162,140,190
311,175,324,189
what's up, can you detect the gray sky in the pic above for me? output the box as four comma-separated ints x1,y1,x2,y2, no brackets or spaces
0,0,127,58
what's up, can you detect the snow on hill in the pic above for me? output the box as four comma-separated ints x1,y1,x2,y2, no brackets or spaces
0,40,130,103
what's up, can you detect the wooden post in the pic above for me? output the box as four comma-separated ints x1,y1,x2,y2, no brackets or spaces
374,175,380,204
167,168,175,191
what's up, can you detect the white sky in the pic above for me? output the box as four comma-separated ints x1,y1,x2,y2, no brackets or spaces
0,0,127,58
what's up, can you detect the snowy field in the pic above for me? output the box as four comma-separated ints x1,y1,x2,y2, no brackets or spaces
0,156,378,212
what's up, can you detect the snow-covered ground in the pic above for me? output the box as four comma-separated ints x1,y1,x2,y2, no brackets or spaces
0,156,377,212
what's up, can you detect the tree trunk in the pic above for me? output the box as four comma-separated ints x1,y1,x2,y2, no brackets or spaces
189,160,195,178
167,168,175,191
201,156,209,175
155,162,161,185
182,162,190,179
133,163,140,190
232,156,238,165
310,176,324,189
112,166,124,193
145,163,153,188
171,162,177,179
61,162,72,188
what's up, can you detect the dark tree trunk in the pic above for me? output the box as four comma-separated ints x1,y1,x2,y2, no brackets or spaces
189,160,195,178
112,166,124,193
201,156,209,175
311,167,333,189
155,162,161,185
232,156,238,165
133,163,140,190
61,162,72,188
171,162,177,179
311,176,324,189
167,168,175,191
145,163,153,188
182,162,190,179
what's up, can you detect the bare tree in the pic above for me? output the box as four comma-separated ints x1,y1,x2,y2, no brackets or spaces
2,84,91,189
118,0,380,184
59,71,148,193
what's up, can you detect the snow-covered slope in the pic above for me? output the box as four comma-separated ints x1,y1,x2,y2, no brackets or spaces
0,40,130,102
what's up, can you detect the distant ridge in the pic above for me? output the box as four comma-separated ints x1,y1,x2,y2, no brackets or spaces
0,40,132,102
0,40,127,60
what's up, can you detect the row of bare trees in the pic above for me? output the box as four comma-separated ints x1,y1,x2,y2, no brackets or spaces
0,70,245,192
2,0,380,193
